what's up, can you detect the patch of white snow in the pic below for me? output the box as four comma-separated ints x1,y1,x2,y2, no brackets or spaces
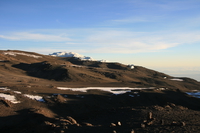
0,93,21,103
129,94,135,97
57,87,152,95
3,52,42,58
24,94,45,102
186,91,200,98
157,88,166,90
13,91,22,94
99,59,108,62
0,87,11,91
170,78,183,81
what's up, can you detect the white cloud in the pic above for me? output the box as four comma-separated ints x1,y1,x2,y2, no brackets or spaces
81,29,181,53
169,32,200,44
0,32,71,42
1,28,200,54
0,35,19,40
110,17,149,24
128,0,199,11
26,47,88,55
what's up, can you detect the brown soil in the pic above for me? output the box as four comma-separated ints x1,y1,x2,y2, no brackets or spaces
0,50,200,133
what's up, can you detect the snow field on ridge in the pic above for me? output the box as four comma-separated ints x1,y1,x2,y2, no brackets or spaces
49,52,94,61
49,51,108,62
1,86,200,104
57,87,200,99
3,51,42,58
57,87,154,95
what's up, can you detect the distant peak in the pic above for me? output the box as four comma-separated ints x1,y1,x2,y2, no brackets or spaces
49,52,95,61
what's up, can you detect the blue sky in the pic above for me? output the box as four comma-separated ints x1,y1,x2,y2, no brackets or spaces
1,0,200,79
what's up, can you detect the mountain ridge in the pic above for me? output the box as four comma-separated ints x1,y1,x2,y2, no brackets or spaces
1,50,200,133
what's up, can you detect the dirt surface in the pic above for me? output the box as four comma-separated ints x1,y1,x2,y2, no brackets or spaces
0,50,200,133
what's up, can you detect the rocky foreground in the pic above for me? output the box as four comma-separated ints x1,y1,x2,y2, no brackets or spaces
0,50,200,133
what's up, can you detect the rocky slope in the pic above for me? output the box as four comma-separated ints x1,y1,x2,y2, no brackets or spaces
0,50,200,133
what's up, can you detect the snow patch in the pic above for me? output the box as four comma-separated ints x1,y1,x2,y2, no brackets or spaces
186,91,200,98
0,87,22,94
0,87,45,102
0,93,21,103
13,91,22,94
3,52,42,58
99,59,109,62
129,94,135,97
0,87,11,91
170,78,183,81
157,88,167,90
24,94,45,102
57,87,152,95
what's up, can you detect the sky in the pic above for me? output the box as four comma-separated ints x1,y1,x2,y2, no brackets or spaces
0,0,200,80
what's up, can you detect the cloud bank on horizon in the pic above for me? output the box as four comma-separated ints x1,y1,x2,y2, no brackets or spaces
0,29,183,53
0,0,200,68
